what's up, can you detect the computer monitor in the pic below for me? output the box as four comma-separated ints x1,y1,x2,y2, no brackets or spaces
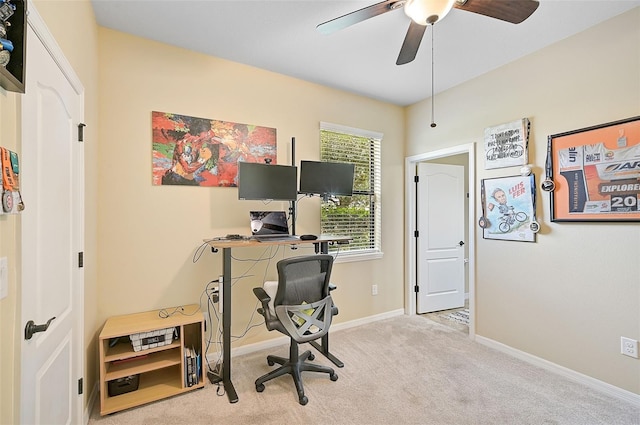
299,160,355,197
237,161,298,201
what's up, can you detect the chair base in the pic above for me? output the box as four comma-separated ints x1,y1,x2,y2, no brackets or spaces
255,341,338,405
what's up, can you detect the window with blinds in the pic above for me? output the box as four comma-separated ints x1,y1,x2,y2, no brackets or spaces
319,122,382,255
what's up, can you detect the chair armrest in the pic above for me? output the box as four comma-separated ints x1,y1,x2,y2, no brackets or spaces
253,287,271,316
253,287,270,304
253,287,278,324
328,283,339,315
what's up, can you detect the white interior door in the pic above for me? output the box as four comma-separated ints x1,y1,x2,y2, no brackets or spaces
20,20,84,425
416,163,464,314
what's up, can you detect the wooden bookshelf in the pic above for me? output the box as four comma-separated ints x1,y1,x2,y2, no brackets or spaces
98,305,205,416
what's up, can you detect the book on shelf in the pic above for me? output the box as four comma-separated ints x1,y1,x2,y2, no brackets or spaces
183,345,201,387
190,346,199,386
184,347,193,387
195,347,201,384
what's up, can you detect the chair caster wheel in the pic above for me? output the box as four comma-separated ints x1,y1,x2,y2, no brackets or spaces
299,395,308,405
308,353,315,361
267,359,275,366
256,383,265,392
330,373,338,381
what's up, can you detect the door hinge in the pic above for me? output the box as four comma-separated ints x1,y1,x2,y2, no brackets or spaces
414,175,419,183
414,285,419,293
78,123,86,142
414,230,419,238
78,252,84,268
78,378,83,395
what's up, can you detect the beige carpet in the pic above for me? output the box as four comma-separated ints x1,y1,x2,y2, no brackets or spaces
89,315,639,425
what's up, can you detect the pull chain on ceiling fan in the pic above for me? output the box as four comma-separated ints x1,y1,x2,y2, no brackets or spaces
317,0,539,127
429,22,436,128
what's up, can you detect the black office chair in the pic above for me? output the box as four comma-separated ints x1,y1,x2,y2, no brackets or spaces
253,254,338,405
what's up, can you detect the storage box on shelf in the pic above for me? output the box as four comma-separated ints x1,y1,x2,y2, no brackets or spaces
98,304,205,416
130,327,175,352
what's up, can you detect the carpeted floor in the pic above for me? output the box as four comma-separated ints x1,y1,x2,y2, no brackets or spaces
89,314,639,425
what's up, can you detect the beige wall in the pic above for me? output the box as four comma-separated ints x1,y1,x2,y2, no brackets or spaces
407,8,640,394
0,1,99,423
96,28,405,350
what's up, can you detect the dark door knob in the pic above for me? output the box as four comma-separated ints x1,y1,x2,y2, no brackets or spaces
24,316,56,340
459,241,465,246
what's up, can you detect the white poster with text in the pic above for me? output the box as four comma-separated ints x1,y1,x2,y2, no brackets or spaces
484,118,530,170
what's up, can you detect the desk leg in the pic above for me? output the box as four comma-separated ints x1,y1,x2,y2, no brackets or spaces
310,335,344,368
309,240,344,368
221,247,238,403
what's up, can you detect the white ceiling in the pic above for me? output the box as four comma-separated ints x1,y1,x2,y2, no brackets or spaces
90,0,640,106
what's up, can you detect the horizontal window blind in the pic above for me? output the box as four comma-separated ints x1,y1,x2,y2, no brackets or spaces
320,123,382,254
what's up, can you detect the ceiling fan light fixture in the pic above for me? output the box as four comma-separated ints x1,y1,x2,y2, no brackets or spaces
404,0,456,25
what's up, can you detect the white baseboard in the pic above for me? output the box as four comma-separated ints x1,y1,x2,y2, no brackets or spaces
476,335,640,407
208,308,405,361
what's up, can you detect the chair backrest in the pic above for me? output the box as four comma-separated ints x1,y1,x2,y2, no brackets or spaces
272,255,334,343
273,254,334,308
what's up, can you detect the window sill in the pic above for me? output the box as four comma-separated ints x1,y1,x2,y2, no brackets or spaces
331,250,383,264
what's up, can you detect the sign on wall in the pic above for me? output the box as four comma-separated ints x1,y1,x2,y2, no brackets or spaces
481,174,537,242
1,147,24,214
483,118,530,170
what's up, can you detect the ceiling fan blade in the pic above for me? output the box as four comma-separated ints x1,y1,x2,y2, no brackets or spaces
317,0,405,35
454,0,539,24
396,21,427,65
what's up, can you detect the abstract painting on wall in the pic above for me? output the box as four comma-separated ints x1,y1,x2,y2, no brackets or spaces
152,111,277,187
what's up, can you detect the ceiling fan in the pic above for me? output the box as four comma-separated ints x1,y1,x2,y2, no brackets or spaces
316,0,540,65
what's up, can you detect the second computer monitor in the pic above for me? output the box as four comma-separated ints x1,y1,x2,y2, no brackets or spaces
299,160,355,197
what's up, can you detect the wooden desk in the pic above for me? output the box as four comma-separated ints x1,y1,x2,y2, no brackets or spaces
204,235,349,403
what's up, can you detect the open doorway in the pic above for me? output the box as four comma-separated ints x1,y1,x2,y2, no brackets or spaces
405,144,476,339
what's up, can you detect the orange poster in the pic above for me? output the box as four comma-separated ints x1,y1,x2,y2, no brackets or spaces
549,116,640,221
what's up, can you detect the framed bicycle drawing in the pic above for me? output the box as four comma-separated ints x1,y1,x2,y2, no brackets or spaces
481,174,537,242
547,116,640,222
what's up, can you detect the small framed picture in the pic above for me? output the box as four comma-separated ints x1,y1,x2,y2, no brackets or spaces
481,174,536,242
483,118,530,170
